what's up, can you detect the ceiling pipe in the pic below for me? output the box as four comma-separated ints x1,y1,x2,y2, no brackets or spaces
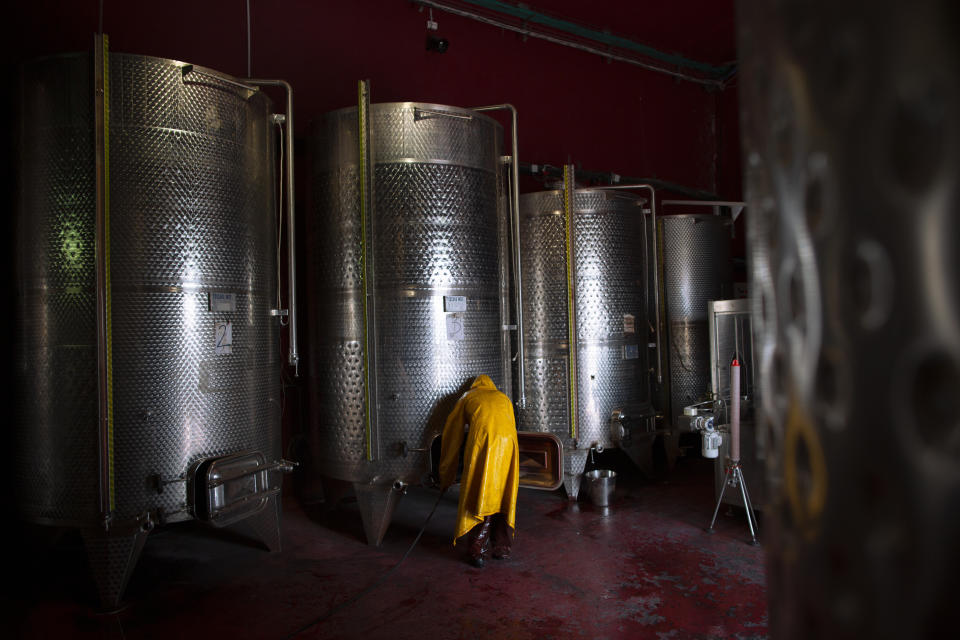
414,0,734,88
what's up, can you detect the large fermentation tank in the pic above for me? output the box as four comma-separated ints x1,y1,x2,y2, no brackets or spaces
658,215,732,428
519,189,654,499
308,102,509,545
15,52,284,606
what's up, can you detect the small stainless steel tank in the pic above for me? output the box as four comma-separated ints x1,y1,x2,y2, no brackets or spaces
658,214,733,427
519,189,654,499
14,52,286,607
307,102,510,544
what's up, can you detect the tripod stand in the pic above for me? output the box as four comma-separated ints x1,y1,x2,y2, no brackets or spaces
706,457,759,545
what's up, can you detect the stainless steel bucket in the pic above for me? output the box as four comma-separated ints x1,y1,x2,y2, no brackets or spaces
584,469,617,507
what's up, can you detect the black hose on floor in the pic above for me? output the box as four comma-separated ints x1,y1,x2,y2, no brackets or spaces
286,488,448,638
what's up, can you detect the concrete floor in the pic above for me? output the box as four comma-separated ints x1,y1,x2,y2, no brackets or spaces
2,454,767,639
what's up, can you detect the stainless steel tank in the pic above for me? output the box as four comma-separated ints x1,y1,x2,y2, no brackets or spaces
658,215,733,428
15,52,285,606
519,189,654,499
740,0,959,636
307,102,509,544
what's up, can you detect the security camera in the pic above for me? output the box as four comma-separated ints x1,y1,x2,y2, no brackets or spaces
426,34,449,53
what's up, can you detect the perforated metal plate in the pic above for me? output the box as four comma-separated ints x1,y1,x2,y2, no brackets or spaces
15,53,281,525
519,190,651,451
307,103,506,485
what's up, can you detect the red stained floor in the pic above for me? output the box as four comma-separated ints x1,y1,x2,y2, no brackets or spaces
2,453,767,639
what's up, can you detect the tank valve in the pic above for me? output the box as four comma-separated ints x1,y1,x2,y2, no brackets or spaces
609,409,626,444
398,441,431,457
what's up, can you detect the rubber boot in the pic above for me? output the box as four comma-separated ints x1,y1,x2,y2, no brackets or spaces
491,513,512,559
467,517,492,568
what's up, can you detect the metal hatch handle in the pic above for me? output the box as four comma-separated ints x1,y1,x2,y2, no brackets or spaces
591,183,661,384
243,77,300,374
471,104,525,408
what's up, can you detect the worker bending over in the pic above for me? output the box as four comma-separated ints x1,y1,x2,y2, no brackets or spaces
438,375,520,568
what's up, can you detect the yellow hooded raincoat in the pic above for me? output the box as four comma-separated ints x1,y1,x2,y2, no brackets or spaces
438,375,520,543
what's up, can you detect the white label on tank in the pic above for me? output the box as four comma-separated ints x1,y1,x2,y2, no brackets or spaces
209,292,237,313
444,295,468,312
623,314,636,335
623,344,639,360
446,313,465,341
215,321,233,355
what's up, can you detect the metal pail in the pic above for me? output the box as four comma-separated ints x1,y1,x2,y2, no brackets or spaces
584,469,617,507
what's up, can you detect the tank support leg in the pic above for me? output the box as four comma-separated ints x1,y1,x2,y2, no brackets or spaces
563,449,588,500
239,493,282,552
620,433,657,478
354,481,405,546
82,526,150,610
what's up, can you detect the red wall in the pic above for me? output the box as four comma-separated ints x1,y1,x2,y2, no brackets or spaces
8,0,739,197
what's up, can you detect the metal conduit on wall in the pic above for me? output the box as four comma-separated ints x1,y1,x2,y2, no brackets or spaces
14,50,288,607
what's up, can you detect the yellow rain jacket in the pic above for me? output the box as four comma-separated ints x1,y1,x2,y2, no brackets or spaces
438,375,520,543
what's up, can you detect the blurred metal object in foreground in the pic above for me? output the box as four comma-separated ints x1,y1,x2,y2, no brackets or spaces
739,0,959,636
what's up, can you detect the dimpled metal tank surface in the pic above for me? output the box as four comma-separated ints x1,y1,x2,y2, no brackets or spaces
658,214,732,427
14,52,283,606
519,190,653,499
308,102,509,545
